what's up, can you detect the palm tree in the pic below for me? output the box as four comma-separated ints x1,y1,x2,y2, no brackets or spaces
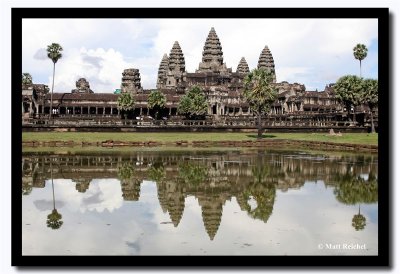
117,92,135,124
47,43,63,123
353,44,368,77
22,73,32,87
361,78,378,133
243,68,278,139
47,162,63,229
147,90,167,120
352,205,367,231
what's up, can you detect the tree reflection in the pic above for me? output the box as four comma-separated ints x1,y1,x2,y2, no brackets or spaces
178,162,208,186
333,171,378,205
148,162,166,183
352,205,367,231
238,161,277,223
118,162,141,201
333,171,377,231
46,162,63,230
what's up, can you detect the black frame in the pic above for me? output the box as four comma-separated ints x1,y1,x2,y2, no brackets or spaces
12,7,390,267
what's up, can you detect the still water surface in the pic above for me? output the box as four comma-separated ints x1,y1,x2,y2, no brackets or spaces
22,149,378,255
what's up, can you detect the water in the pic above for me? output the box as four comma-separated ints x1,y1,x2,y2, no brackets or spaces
22,149,378,255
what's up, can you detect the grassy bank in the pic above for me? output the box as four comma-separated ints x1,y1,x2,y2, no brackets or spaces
22,132,378,145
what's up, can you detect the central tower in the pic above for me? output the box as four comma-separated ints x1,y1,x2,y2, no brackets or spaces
196,27,229,74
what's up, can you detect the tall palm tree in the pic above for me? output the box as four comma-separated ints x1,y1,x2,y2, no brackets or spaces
353,44,368,78
243,68,278,139
352,205,367,231
47,43,63,123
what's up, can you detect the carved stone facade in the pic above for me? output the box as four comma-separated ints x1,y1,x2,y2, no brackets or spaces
121,68,142,94
72,78,93,94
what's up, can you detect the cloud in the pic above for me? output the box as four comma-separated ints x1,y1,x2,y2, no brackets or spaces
33,48,47,60
22,18,378,92
33,199,65,211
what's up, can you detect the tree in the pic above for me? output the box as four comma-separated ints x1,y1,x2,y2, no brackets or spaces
47,209,63,230
177,86,208,119
361,78,378,133
117,92,135,123
352,205,367,231
47,43,63,123
334,75,363,121
22,73,32,87
243,68,278,139
147,90,166,119
47,163,63,230
353,44,368,77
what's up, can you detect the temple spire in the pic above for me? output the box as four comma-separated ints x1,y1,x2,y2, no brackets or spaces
166,41,185,88
258,45,276,82
197,27,228,73
236,57,250,74
157,54,169,89
168,41,185,73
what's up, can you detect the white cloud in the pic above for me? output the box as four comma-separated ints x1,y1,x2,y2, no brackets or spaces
22,18,378,92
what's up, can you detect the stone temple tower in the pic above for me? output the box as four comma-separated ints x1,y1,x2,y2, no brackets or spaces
157,54,169,89
257,46,276,83
166,41,186,88
121,68,142,94
236,57,250,75
197,27,230,74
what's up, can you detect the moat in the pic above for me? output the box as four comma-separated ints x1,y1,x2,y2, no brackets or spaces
22,148,378,255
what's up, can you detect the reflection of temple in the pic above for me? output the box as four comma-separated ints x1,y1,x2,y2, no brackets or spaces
22,151,378,240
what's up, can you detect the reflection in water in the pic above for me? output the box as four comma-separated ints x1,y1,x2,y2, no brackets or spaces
46,163,63,230
22,149,378,254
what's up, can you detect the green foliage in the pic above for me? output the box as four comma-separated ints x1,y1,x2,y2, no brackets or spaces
117,162,135,180
22,73,32,86
178,162,208,186
239,183,276,223
361,78,378,108
352,212,367,231
148,90,167,109
148,164,166,183
333,172,378,205
148,90,167,119
46,209,63,230
178,86,208,119
117,92,135,112
334,75,363,113
243,68,278,115
353,43,368,62
353,44,368,77
47,43,63,64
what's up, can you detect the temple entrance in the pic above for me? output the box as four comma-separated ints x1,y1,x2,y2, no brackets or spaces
212,105,217,115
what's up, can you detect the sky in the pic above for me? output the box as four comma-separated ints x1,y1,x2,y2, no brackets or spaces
22,18,378,93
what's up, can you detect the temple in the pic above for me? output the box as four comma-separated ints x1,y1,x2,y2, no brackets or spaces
21,27,377,131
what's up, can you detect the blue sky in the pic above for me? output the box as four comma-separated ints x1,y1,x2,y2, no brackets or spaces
22,19,378,93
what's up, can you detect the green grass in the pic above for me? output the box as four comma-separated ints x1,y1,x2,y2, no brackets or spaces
22,132,378,145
